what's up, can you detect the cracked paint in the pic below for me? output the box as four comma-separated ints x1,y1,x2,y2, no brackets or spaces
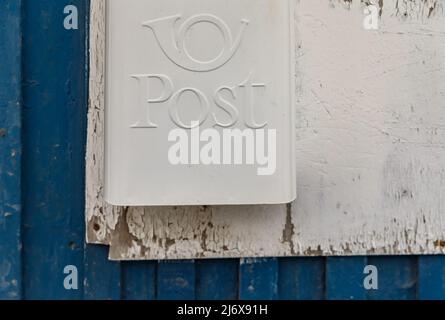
87,0,445,260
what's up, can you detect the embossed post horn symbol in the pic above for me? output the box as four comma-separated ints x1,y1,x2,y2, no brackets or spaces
143,14,250,72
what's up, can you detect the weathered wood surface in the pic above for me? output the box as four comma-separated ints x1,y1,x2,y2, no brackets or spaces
0,0,23,299
87,0,445,260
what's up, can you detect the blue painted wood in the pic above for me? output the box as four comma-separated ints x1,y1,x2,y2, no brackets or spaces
157,260,196,300
278,258,325,300
0,0,23,301
84,245,121,300
239,258,278,300
418,256,445,300
326,257,368,300
21,0,88,299
367,256,418,300
122,261,157,300
196,259,239,300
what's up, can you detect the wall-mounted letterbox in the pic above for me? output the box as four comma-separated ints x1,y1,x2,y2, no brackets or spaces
105,0,296,206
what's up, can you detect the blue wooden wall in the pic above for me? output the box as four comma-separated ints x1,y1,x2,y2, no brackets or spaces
1,0,445,300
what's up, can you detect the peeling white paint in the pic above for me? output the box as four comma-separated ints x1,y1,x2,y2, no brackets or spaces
291,0,445,256
86,0,122,245
87,0,445,260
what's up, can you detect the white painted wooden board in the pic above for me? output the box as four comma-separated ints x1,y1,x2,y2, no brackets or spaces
87,0,445,260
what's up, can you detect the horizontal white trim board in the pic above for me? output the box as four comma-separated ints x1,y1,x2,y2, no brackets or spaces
87,0,445,260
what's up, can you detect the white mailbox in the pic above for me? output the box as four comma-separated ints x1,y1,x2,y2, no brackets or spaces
105,0,296,206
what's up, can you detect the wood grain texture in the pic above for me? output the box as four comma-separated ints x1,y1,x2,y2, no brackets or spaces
87,0,122,245
87,0,445,260
0,0,23,300
22,0,88,299
279,258,325,300
196,259,239,300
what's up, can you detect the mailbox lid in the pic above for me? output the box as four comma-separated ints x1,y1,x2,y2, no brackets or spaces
105,0,296,206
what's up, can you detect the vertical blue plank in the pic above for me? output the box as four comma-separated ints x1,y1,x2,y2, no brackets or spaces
367,256,418,300
278,258,325,300
84,245,121,300
0,0,23,300
196,259,239,300
157,260,196,300
326,257,368,300
122,261,156,300
239,258,278,300
22,0,88,299
418,256,445,300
